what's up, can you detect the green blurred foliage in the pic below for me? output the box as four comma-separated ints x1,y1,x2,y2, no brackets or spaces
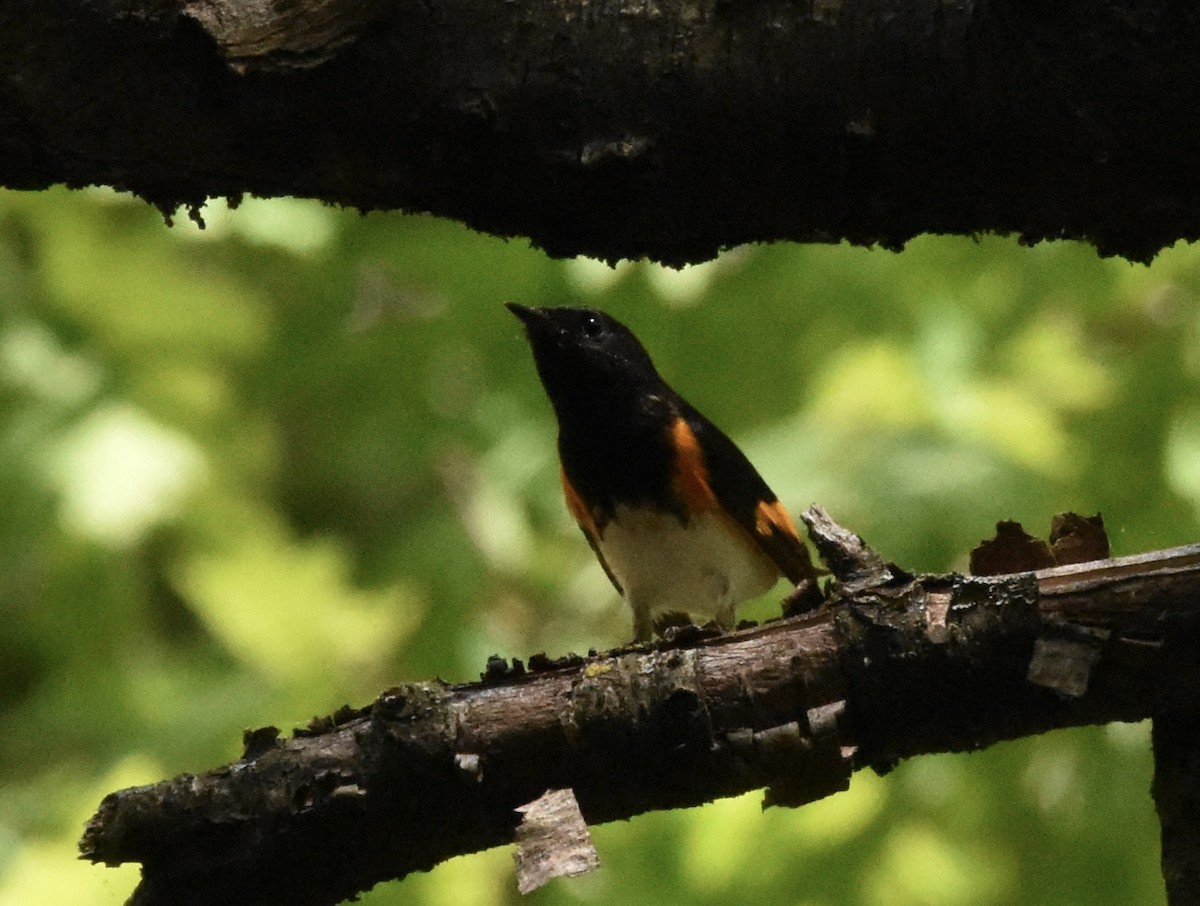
2,186,1196,905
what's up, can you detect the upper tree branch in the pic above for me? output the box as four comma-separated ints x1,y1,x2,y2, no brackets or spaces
81,530,1200,906
3,0,1200,264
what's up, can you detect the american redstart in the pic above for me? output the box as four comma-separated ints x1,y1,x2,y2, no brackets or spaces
508,303,822,641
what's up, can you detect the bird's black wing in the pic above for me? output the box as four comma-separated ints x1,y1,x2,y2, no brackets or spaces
679,403,820,586
560,466,623,595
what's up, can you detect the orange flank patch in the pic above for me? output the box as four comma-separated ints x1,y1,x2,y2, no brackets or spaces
754,498,802,543
561,467,600,537
668,417,720,513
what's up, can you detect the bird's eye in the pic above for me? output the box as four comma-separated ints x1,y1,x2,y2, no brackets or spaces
581,316,606,339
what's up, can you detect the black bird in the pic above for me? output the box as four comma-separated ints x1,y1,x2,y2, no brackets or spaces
508,303,821,641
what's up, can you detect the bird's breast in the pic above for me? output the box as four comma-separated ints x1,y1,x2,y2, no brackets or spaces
596,504,780,616
558,417,682,520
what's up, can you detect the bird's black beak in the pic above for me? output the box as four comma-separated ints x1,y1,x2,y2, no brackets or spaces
505,302,540,327
505,303,557,341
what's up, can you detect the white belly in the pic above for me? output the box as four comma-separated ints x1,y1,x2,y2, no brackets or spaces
597,505,780,622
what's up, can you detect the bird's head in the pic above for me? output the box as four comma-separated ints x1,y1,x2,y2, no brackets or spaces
506,303,662,417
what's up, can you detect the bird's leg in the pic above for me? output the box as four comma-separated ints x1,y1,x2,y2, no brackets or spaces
631,598,654,642
714,598,736,633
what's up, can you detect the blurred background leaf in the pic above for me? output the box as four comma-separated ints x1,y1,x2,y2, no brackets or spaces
2,186,1194,905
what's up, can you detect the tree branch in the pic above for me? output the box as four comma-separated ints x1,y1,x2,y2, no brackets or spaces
4,1,1200,263
1153,709,1200,905
80,517,1200,906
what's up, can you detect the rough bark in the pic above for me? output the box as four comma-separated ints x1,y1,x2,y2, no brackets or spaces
80,518,1200,906
3,0,1200,264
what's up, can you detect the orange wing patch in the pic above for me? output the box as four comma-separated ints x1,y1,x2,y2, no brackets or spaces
560,466,623,594
754,498,820,585
671,415,820,589
754,499,802,544
668,417,720,514
561,467,600,538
